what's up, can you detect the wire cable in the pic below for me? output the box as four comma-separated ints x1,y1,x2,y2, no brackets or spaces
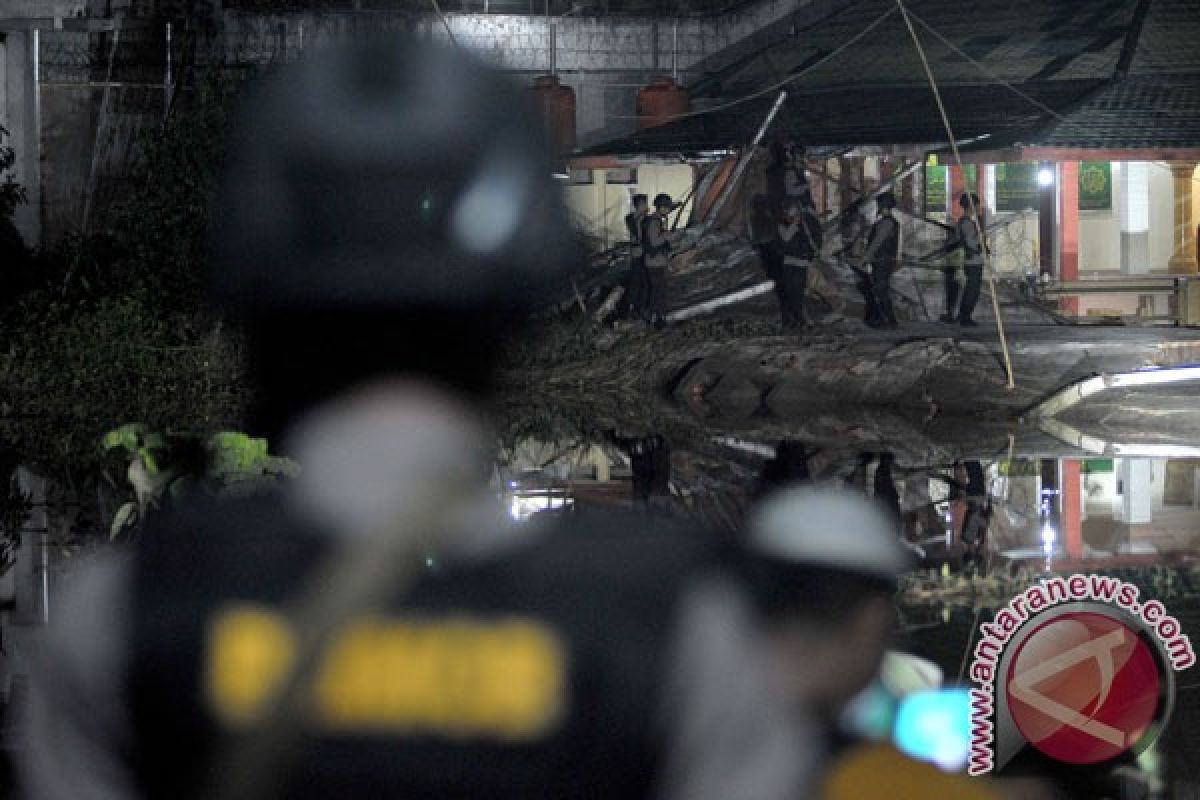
896,0,1016,390
905,6,1200,189
905,6,1068,124
604,5,899,122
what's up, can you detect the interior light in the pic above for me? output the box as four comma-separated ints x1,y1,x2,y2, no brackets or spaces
1037,167,1055,187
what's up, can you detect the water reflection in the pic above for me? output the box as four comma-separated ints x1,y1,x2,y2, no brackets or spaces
492,418,1200,797
494,425,1200,570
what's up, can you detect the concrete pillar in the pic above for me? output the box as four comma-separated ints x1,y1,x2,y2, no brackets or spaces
1168,162,1198,274
1120,161,1150,274
1061,460,1083,560
983,164,996,216
1119,458,1153,524
1038,160,1055,276
3,30,40,248
1059,161,1080,314
949,165,966,215
976,163,989,216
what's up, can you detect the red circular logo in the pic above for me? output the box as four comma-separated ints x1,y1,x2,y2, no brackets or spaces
1005,611,1162,765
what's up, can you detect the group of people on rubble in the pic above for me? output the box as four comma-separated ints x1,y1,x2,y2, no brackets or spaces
619,136,991,332
751,141,833,330
746,139,993,331
622,191,680,328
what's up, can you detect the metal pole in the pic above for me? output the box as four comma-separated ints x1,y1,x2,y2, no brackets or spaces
651,18,659,74
81,17,122,236
550,21,556,75
703,89,787,233
672,20,678,82
164,22,172,122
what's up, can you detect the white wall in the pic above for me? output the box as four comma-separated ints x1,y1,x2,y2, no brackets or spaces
1079,160,1122,274
223,0,804,147
564,163,694,247
1150,162,1176,271
1037,161,1191,279
1082,459,1167,520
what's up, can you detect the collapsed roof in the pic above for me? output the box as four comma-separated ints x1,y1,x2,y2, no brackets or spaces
582,0,1200,156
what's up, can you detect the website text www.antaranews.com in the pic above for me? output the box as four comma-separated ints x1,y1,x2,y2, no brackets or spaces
966,573,1195,776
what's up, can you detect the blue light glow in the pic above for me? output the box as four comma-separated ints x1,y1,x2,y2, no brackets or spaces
893,689,972,772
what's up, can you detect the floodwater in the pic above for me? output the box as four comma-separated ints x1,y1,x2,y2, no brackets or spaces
4,389,1200,798
497,393,1200,800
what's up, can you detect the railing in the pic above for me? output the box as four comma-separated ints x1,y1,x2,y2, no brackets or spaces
1040,275,1200,326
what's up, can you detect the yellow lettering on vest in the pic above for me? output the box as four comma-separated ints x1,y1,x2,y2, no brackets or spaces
206,607,296,725
208,607,566,741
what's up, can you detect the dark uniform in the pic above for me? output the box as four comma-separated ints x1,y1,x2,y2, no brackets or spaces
642,201,673,326
940,195,987,325
765,143,810,217
624,205,649,319
113,496,765,799
961,460,991,573
861,210,900,328
776,205,822,329
751,195,782,281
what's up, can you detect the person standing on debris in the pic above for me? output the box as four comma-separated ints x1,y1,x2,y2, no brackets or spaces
837,187,867,262
21,37,819,800
766,141,789,216
783,142,813,208
766,140,810,215
642,192,677,329
859,191,901,329
624,193,650,320
751,194,782,283
776,198,823,330
934,192,988,327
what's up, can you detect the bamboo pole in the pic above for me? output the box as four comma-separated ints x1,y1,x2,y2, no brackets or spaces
896,0,1015,390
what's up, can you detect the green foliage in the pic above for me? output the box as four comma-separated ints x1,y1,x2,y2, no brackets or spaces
102,425,299,539
1,72,250,483
208,431,300,484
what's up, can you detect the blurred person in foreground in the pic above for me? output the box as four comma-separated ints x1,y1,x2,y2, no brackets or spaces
742,487,1055,800
20,37,815,800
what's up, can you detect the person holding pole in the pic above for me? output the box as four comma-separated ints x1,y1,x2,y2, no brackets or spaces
933,192,988,326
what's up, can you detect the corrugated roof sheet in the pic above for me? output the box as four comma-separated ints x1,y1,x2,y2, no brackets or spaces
585,0,1200,154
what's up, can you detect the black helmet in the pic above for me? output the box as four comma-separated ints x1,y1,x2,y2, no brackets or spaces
876,191,896,210
211,37,585,439
653,192,674,210
958,192,981,211
212,36,582,316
